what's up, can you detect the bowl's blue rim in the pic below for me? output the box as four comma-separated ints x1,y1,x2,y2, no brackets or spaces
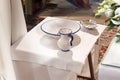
40,19,82,36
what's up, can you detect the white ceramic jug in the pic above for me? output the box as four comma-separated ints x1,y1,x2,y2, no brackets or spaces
57,28,73,52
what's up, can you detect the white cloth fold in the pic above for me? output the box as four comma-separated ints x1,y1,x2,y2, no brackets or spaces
13,61,77,80
0,0,27,80
0,73,5,80
11,0,27,44
14,17,106,79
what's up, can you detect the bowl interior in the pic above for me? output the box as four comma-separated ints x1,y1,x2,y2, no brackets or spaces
40,19,81,36
81,20,97,29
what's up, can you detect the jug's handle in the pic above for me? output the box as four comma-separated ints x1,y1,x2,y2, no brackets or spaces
68,34,74,46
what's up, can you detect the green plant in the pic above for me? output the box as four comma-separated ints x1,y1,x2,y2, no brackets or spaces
95,0,120,42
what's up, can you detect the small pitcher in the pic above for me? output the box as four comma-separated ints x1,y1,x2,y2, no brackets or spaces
57,28,73,52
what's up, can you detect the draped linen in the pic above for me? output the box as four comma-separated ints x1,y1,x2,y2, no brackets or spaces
0,0,27,80
11,0,27,44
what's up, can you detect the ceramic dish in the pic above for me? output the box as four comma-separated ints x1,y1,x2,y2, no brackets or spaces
40,19,81,36
81,19,97,29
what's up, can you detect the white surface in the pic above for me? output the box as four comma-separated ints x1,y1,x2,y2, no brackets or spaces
15,17,106,75
11,0,27,44
0,74,5,80
102,37,120,67
0,0,14,80
114,0,120,5
11,41,77,80
98,37,120,80
13,61,77,80
11,39,97,78
98,65,120,80
0,0,27,80
12,43,100,80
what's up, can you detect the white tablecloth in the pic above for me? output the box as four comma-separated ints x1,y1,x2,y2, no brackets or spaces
11,40,77,80
13,60,77,80
12,17,106,79
101,37,120,67
98,37,120,80
98,64,120,80
11,36,98,80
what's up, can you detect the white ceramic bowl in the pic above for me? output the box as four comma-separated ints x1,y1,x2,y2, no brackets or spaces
40,19,82,36
81,19,97,29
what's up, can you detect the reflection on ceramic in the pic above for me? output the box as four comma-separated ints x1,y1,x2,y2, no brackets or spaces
40,19,81,36
81,19,97,29
57,28,73,52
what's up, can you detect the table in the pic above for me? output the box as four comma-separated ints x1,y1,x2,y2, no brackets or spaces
98,37,120,80
14,17,106,80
